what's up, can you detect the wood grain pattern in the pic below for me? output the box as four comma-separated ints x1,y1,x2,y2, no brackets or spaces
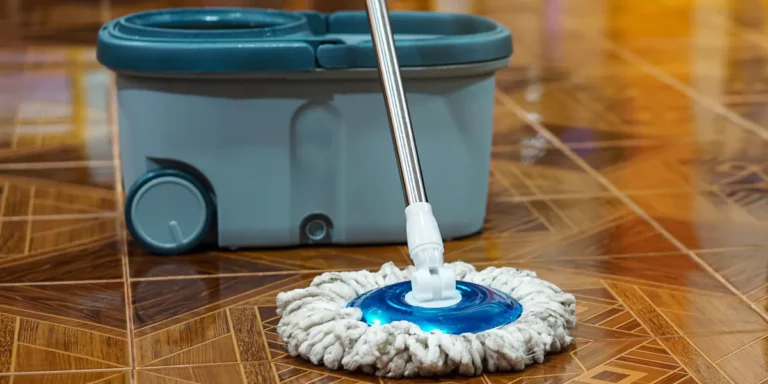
31,186,115,216
132,274,306,334
547,254,731,293
229,307,271,362
0,185,32,219
0,168,114,191
148,364,247,383
17,318,127,366
136,371,189,384
0,314,16,373
135,311,229,366
0,283,126,330
27,217,117,254
0,236,122,283
242,362,278,384
605,281,732,384
718,336,768,384
14,344,120,371
10,371,128,384
146,335,238,367
0,304,125,338
129,240,411,279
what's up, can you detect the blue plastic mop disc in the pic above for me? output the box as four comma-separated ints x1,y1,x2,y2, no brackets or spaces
347,280,523,334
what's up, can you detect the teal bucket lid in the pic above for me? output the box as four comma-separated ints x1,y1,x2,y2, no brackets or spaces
97,8,513,73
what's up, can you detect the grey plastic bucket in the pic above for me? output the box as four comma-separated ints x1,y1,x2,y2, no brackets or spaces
97,8,513,254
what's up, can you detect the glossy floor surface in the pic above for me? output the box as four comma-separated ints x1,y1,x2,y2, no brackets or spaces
1,0,768,383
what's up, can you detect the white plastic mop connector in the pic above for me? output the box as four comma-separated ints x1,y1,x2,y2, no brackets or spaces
403,202,461,307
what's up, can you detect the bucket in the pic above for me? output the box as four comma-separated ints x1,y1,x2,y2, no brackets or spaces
97,8,513,254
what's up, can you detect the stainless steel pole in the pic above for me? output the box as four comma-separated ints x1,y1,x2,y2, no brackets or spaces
364,0,428,206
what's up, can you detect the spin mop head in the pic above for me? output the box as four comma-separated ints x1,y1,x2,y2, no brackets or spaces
276,261,577,378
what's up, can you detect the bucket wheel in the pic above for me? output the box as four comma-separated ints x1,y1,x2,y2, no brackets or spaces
125,169,214,255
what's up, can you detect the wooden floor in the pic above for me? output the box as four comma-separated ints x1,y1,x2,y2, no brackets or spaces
0,0,767,383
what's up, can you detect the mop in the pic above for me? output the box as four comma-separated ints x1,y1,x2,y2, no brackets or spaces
276,0,577,378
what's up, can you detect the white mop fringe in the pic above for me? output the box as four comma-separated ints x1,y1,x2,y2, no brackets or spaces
275,262,577,378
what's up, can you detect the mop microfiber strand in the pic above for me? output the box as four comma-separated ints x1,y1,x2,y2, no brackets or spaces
276,261,577,378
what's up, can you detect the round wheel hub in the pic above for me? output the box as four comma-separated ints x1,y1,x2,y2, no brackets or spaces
130,176,208,251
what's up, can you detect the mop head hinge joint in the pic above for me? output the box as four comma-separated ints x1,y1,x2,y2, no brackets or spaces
405,202,460,306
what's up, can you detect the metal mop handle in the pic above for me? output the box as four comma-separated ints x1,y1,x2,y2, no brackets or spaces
364,0,427,206
364,0,460,305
